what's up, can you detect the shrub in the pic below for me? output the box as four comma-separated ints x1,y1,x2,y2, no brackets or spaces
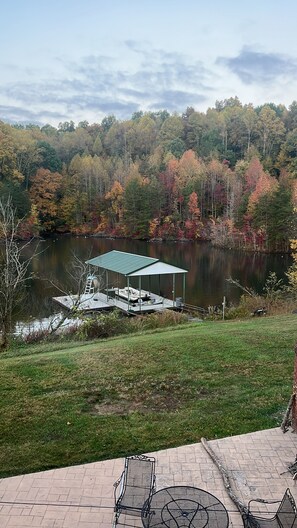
77,311,133,340
22,328,52,344
76,309,188,341
224,293,297,319
132,310,188,331
225,294,264,319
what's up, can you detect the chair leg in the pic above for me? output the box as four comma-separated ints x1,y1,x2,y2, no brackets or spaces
113,511,120,528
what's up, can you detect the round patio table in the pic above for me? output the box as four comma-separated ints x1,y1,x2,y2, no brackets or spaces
142,486,229,528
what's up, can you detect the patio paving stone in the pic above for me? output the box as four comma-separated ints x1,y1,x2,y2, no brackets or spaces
1,427,297,527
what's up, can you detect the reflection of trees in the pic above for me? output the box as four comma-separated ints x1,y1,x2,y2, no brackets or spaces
21,237,291,318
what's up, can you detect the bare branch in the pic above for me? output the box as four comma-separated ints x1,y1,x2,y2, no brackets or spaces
226,277,256,297
39,251,103,337
0,196,39,349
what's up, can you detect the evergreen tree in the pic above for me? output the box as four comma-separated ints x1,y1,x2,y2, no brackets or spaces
123,176,152,238
266,185,293,252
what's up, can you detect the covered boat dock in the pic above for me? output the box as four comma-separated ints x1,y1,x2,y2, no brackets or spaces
53,250,188,315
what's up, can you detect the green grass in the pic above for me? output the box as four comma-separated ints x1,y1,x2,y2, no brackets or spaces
0,314,296,477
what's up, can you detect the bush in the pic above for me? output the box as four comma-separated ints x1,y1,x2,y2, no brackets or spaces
76,309,188,341
224,293,297,319
224,295,264,319
77,311,133,340
132,309,188,331
22,328,52,344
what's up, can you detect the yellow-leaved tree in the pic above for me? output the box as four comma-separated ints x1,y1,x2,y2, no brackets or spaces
287,238,297,291
286,181,297,291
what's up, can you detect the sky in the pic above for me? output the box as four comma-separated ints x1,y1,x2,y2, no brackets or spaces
1,0,297,127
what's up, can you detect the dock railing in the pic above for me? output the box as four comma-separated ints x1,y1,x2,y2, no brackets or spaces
181,303,208,317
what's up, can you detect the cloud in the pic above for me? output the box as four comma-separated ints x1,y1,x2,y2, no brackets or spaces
217,47,297,84
0,41,214,125
149,90,207,111
0,105,67,125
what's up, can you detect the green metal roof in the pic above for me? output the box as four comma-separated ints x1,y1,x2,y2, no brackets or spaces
86,250,159,276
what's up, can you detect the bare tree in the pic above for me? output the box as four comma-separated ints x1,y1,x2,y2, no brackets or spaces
226,277,256,297
43,252,103,337
0,197,36,349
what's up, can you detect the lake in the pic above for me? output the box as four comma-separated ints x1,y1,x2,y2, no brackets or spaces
18,236,292,324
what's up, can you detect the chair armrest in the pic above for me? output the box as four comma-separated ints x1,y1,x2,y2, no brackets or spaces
250,499,281,504
114,473,123,489
114,471,124,504
248,498,281,511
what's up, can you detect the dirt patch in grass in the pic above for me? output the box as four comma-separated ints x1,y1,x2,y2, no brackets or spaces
83,377,208,415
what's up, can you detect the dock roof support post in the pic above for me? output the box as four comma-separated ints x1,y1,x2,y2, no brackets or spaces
127,276,130,308
183,273,186,304
173,274,176,305
139,276,142,313
106,271,109,300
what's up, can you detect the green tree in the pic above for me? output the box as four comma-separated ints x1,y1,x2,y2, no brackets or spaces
165,137,186,158
158,115,184,150
277,128,297,173
40,124,58,137
123,175,152,238
56,128,93,164
257,105,285,159
0,126,20,182
265,184,293,252
36,141,62,172
58,121,75,133
243,104,258,153
285,101,297,131
134,115,158,157
92,134,103,156
286,237,297,292
11,128,42,189
0,181,30,218
185,111,207,152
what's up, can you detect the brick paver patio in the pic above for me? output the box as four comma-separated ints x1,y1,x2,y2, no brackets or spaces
1,427,297,527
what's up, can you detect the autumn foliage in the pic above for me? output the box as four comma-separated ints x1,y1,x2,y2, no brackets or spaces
0,98,296,252
29,168,62,231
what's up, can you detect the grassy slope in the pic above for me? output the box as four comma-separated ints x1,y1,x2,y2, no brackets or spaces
0,314,296,478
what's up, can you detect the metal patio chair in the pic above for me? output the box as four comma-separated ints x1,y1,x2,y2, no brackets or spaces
113,454,156,527
242,489,297,528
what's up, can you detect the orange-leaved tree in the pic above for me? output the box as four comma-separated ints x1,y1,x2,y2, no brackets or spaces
184,191,202,239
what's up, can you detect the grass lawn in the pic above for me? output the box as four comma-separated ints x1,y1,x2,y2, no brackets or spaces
0,314,296,478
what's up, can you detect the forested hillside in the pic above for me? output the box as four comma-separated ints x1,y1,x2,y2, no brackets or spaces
1,96,297,252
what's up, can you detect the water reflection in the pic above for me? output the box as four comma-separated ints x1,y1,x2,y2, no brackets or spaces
16,236,292,323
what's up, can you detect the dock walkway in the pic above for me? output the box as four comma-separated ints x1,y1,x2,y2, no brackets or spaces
53,291,175,315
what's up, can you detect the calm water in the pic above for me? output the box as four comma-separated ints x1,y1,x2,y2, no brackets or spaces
18,236,292,324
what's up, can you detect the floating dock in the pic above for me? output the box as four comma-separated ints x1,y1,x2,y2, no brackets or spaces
53,290,175,315
53,250,188,316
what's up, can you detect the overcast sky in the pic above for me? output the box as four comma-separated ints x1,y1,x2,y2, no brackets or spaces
1,0,297,126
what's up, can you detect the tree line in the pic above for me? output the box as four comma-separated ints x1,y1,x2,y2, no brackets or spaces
1,96,297,252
